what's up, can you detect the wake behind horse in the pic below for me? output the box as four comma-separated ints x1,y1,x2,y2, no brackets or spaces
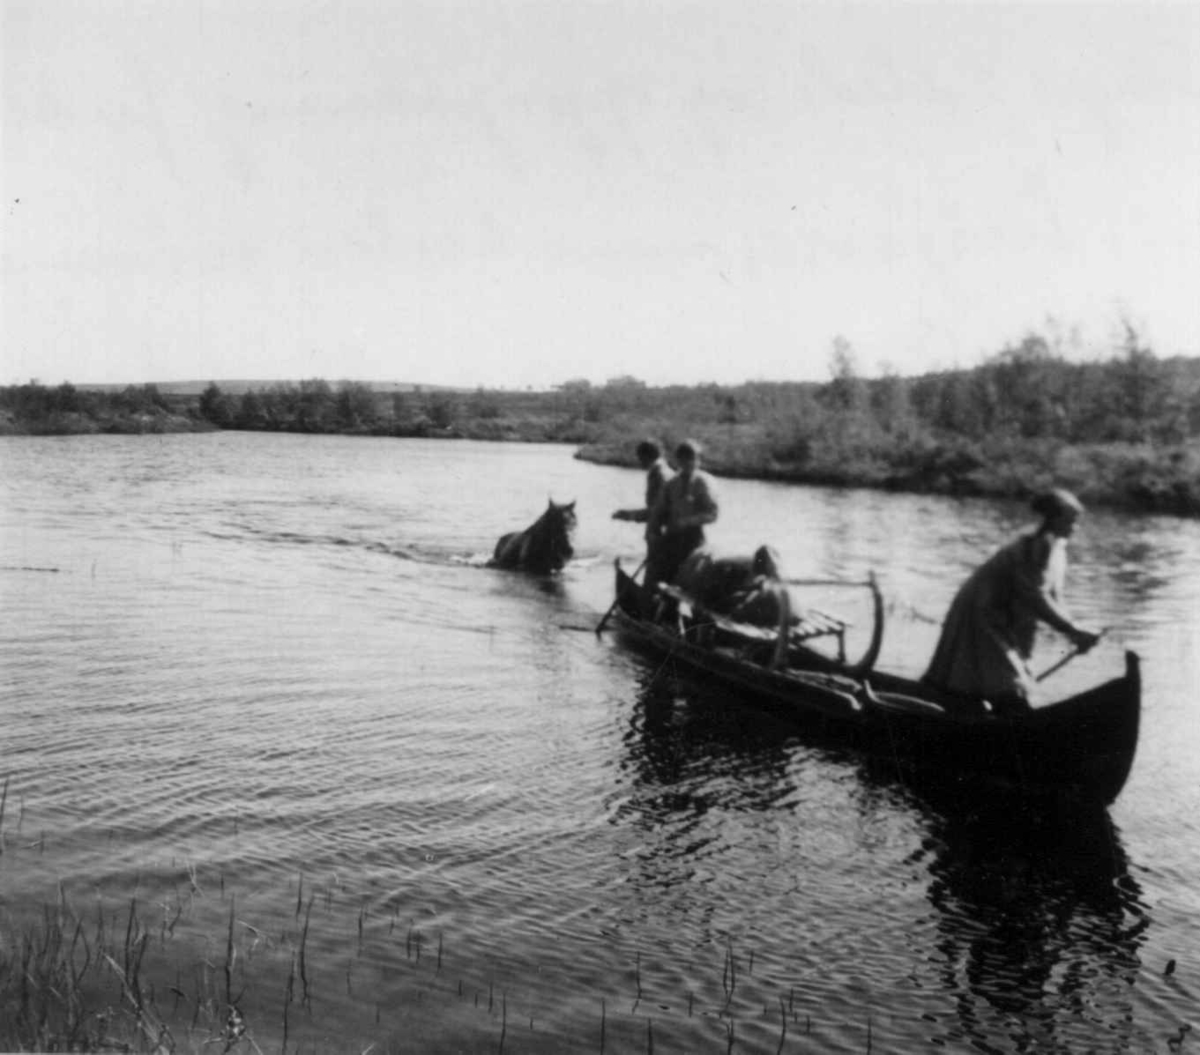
492,499,577,574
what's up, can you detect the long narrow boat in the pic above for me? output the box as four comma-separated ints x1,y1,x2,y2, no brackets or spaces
608,561,1141,806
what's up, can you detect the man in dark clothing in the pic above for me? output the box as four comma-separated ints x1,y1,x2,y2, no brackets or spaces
612,439,671,535
646,440,719,586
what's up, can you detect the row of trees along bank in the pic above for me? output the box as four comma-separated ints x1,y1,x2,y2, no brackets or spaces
3,325,1198,515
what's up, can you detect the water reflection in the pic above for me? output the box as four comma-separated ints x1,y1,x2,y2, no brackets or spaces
911,799,1147,1049
607,670,805,896
620,668,802,818
615,656,1151,1047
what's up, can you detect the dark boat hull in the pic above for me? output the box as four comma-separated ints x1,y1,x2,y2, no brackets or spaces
610,563,1140,806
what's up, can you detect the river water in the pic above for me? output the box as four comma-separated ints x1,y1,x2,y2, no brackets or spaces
1,433,1197,1053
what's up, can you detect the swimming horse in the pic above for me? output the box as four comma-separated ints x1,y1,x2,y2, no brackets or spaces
492,499,578,574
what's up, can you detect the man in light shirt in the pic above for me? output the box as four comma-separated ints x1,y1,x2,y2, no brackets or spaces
646,439,718,586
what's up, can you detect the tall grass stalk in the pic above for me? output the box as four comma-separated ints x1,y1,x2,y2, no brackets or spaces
224,898,236,1008
3,850,873,1054
300,895,314,1008
282,952,295,1054
0,773,9,850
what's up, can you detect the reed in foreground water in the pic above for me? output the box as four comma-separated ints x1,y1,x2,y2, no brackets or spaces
1,822,870,1054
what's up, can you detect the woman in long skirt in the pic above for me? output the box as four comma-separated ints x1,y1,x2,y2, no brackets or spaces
923,489,1101,712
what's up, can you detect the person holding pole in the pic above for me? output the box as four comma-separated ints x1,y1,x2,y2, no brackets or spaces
922,488,1102,713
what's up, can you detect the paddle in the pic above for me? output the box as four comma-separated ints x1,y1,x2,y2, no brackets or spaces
1035,628,1109,683
595,559,646,636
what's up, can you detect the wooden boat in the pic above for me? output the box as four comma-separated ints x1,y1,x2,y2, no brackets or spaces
607,560,1141,806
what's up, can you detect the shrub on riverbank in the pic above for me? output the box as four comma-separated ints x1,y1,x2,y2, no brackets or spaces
0,382,211,435
567,330,1200,516
579,430,1200,517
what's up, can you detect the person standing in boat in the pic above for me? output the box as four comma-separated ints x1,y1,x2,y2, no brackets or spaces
922,488,1102,713
646,439,719,586
612,439,672,533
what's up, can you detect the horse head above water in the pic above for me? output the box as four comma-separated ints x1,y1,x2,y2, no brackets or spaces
492,499,578,574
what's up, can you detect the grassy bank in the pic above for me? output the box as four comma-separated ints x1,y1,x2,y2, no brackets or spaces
577,428,1200,518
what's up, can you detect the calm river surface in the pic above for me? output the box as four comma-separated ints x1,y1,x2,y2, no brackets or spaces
1,433,1198,1053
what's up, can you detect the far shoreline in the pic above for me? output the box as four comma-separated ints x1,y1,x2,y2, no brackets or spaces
4,346,1200,520
2,412,1196,520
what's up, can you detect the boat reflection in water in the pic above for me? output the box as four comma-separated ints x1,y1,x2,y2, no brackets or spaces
904,788,1147,1050
619,669,802,815
614,669,1150,1050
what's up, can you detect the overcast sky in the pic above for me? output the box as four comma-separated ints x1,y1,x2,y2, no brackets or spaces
2,1,1197,389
